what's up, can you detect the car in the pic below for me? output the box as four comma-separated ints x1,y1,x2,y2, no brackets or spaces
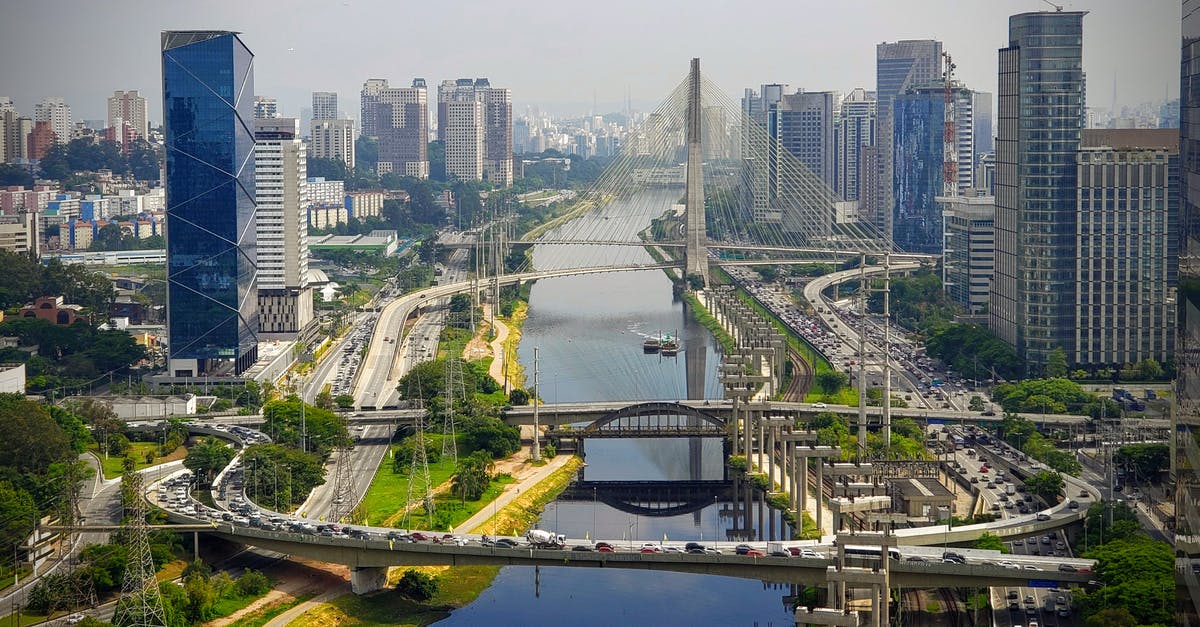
571,545,594,552
1056,541,1066,550
687,548,706,554
410,532,431,541
798,549,820,558
596,545,615,553
1057,563,1078,573
970,476,980,484
1068,500,1079,510
1029,621,1040,627
640,547,661,554
1041,535,1052,545
906,556,928,563
813,402,827,408
595,541,614,550
999,561,1020,570
1008,599,1020,610
66,613,86,625
745,549,766,557
1013,538,1024,545
494,538,520,548
1007,591,1019,600
980,466,989,473
1056,607,1071,617
1055,595,1067,606
734,544,754,555
1023,565,1041,571
663,546,684,554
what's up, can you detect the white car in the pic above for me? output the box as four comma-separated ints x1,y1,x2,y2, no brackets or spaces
813,402,828,409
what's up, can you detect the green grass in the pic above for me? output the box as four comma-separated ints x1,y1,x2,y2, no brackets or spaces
229,592,315,627
0,610,50,627
292,566,502,627
399,474,516,531
92,442,187,479
212,592,271,619
359,447,459,527
680,292,737,353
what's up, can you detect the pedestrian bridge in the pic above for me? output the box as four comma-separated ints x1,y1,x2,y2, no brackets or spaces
573,401,727,438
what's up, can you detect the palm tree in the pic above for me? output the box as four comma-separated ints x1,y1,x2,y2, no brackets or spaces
451,455,489,502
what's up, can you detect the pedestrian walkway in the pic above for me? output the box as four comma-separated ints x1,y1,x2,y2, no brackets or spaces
457,454,574,534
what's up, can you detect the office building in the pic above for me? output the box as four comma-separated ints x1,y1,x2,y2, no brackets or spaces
989,11,1086,369
253,96,278,119
771,90,837,190
107,90,149,140
0,212,38,256
438,79,513,187
26,121,55,160
892,82,974,253
312,91,337,121
1074,128,1177,367
254,117,312,336
938,192,994,315
973,91,994,159
345,190,384,220
836,88,876,201
976,152,996,196
162,30,259,376
310,118,355,170
34,97,72,145
362,78,428,178
872,39,943,237
1177,4,1200,620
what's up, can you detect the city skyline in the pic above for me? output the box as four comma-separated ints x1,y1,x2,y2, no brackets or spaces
0,0,1177,125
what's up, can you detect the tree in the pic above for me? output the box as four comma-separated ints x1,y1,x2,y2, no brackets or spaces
815,370,849,395
1084,608,1137,627
0,481,38,559
460,417,520,458
973,531,1008,553
396,569,438,601
1024,470,1064,504
0,394,72,474
428,140,446,181
508,388,530,406
0,163,34,187
184,437,236,486
1044,347,1069,378
451,451,492,502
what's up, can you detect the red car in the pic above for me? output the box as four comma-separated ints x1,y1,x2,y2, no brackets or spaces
979,466,989,473
745,549,766,557
409,532,431,541
597,545,615,553
640,547,660,554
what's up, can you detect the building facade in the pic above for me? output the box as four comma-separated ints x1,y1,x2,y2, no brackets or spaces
253,96,278,119
445,98,484,181
254,117,312,336
311,91,337,121
438,79,513,187
771,90,837,190
836,88,876,202
1074,129,1177,368
162,30,259,376
873,40,943,238
938,193,995,315
310,118,355,170
107,90,149,140
1179,2,1200,620
33,97,72,145
1,101,34,164
363,78,428,178
989,11,1086,369
0,212,38,256
892,82,974,253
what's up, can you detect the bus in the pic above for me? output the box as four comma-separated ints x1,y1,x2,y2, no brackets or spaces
842,546,902,561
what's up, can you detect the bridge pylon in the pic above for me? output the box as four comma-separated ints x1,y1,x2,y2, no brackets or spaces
684,57,709,287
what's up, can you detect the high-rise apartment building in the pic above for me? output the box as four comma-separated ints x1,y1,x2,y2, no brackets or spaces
253,96,278,119
34,97,72,145
989,11,1086,370
0,100,33,164
938,192,995,315
162,30,259,377
107,90,149,140
438,78,513,187
1074,128,1177,367
1177,4,1200,619
873,40,943,238
771,90,837,190
362,78,428,178
892,82,974,253
312,91,337,121
835,88,876,201
27,121,55,160
310,119,355,170
254,117,312,336
973,91,994,160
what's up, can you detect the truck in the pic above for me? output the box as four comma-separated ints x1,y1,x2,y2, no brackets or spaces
525,529,566,548
1006,483,1016,496
767,541,790,556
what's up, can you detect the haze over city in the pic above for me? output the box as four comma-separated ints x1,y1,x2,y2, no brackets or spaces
0,0,1178,121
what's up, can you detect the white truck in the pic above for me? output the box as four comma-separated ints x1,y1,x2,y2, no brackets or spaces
1006,483,1016,496
525,529,566,548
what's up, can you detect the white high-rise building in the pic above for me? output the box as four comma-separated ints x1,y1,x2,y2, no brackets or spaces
0,99,33,164
310,118,355,170
835,88,876,201
254,117,312,336
445,99,484,181
107,90,149,140
253,96,278,120
312,91,338,121
438,79,512,187
34,97,72,145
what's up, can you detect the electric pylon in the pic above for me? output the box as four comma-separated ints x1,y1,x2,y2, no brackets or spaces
403,410,435,527
329,446,358,523
441,358,464,465
112,472,167,627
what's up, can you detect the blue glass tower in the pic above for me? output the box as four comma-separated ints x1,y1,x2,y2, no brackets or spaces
162,31,258,377
892,90,943,253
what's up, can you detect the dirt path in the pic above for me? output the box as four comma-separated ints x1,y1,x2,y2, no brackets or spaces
206,559,348,627
455,454,573,534
486,307,510,387
461,305,492,363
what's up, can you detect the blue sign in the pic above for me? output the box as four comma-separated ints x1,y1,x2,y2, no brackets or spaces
928,419,947,425
1027,580,1058,588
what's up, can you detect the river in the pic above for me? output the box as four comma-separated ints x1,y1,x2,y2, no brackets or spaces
436,189,797,626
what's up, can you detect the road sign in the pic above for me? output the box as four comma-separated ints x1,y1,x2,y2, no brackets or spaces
1027,579,1058,588
928,419,946,425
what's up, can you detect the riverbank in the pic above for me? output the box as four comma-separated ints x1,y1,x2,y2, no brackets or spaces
286,455,584,626
498,301,528,390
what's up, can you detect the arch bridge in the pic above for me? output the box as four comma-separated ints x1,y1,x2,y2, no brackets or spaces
574,401,727,438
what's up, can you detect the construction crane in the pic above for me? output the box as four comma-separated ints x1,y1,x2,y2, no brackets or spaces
942,52,958,198
1041,0,1065,12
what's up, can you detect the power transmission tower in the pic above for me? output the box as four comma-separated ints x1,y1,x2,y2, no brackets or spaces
60,465,97,611
329,446,358,523
112,472,167,627
442,358,464,465
403,410,435,527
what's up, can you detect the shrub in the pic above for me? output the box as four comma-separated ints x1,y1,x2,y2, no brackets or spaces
236,568,271,596
396,569,439,601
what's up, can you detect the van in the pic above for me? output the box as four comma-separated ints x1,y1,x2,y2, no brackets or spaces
1036,511,1052,521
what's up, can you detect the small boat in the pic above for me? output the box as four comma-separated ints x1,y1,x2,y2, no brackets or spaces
643,336,661,353
660,333,680,356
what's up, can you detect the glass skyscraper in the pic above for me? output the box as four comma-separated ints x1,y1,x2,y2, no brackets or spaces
161,31,259,377
989,11,1086,370
1177,0,1200,620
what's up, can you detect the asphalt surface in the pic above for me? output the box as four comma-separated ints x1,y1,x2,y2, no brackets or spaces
299,424,396,522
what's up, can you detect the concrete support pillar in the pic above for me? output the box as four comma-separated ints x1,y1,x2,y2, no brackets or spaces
757,416,765,474
351,566,389,595
799,454,808,530
816,461,824,533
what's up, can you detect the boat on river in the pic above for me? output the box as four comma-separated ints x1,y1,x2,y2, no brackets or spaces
643,334,661,353
660,333,680,356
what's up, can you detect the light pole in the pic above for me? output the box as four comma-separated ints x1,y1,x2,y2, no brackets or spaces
592,486,597,541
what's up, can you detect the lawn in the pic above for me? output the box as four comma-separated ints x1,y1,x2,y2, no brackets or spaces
229,593,315,627
292,565,501,627
0,610,50,627
398,474,515,531
212,591,271,619
359,448,458,528
92,442,187,479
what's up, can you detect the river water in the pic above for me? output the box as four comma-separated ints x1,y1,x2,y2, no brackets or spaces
436,189,797,626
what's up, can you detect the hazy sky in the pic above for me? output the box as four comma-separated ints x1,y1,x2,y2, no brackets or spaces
0,0,1179,123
